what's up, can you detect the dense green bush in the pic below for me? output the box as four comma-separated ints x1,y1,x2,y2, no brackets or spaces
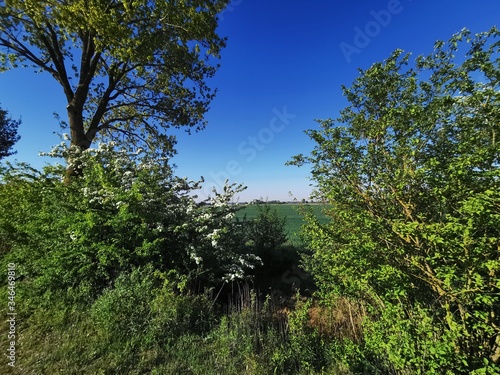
0,142,261,304
238,204,314,296
0,141,270,373
247,203,288,252
290,28,500,373
90,265,213,342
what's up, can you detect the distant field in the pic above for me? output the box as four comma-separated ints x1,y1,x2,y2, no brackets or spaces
235,203,330,245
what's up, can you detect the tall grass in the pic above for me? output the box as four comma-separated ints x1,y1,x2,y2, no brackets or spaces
2,276,365,374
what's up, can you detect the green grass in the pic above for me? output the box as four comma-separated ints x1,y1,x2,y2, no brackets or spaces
235,203,330,245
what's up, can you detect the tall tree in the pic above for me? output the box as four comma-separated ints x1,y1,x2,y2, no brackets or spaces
0,104,20,159
0,0,229,160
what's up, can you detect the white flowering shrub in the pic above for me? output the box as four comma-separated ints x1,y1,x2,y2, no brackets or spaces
0,142,261,301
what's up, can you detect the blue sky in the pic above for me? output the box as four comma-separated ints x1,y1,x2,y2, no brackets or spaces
1,0,500,202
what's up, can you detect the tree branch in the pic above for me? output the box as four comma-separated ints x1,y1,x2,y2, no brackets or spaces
42,22,74,101
0,34,58,76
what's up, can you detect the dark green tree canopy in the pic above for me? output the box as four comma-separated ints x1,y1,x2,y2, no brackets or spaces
0,0,229,155
0,104,20,159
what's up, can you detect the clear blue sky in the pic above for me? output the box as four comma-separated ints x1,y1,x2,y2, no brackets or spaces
1,0,499,202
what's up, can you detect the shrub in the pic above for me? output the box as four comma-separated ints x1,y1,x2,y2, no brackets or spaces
0,142,261,305
289,28,500,371
248,203,288,252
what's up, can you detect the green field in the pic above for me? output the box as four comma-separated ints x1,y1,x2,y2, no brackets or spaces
235,203,330,245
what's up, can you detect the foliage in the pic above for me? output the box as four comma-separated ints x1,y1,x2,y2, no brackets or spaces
236,203,330,246
289,27,500,371
271,296,325,374
0,0,229,154
247,203,288,252
233,204,318,296
0,103,20,159
90,265,215,352
0,140,261,304
0,142,328,374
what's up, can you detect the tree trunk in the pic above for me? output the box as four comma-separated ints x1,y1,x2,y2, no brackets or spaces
64,103,92,184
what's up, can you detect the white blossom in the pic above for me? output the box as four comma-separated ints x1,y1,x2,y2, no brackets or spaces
200,213,211,220
207,228,222,248
224,271,244,282
190,252,203,265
